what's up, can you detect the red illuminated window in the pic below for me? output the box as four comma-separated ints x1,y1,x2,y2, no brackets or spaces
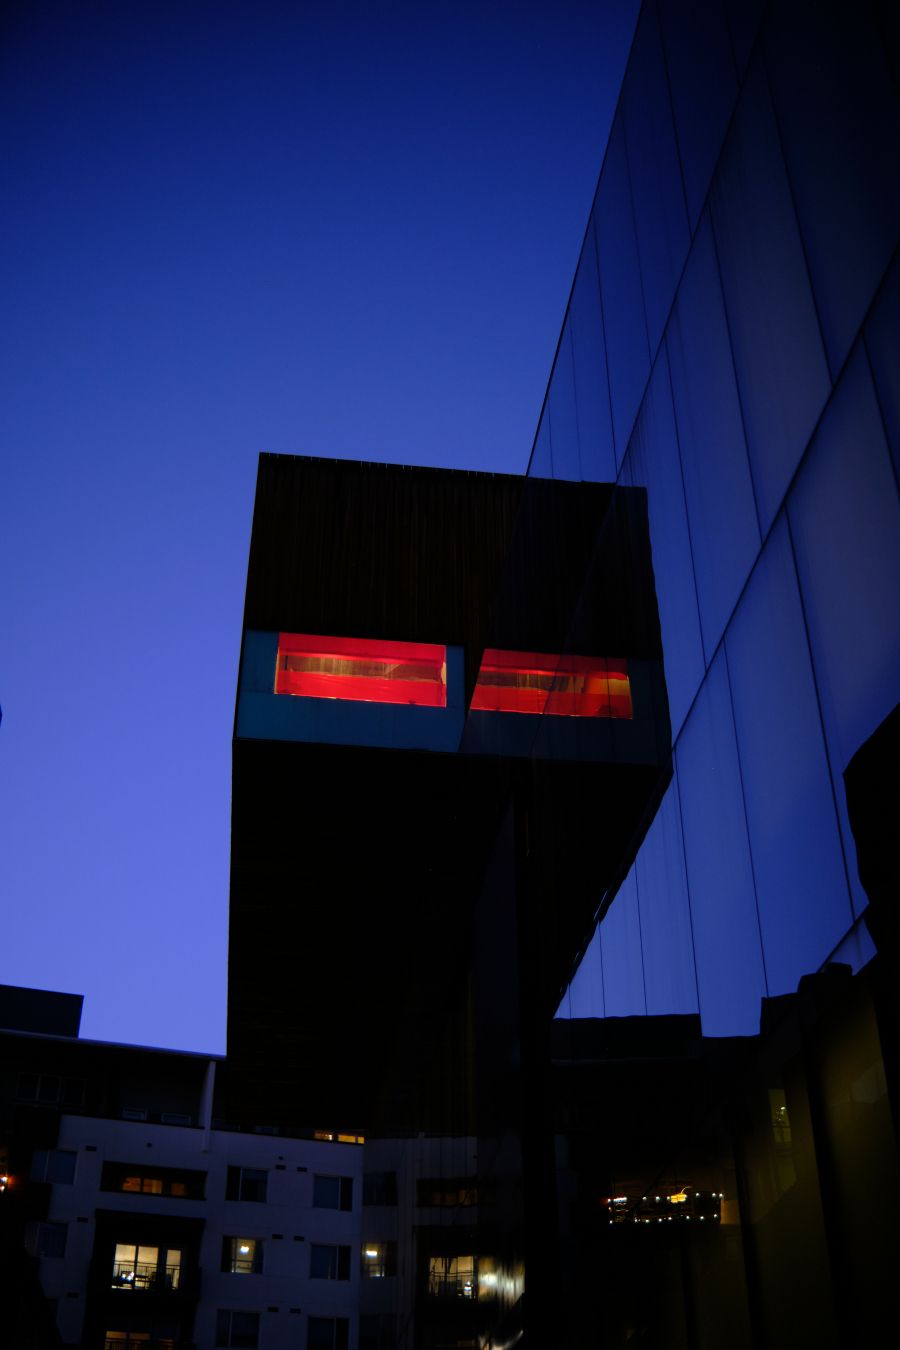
470,650,632,718
275,635,447,708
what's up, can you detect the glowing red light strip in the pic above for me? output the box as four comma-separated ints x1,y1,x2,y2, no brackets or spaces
275,633,447,707
471,649,632,718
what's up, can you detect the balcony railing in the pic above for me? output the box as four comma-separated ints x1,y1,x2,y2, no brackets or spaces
110,1261,181,1291
104,1340,176,1350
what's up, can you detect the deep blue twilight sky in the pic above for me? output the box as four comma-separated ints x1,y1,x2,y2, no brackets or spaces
1,0,638,1053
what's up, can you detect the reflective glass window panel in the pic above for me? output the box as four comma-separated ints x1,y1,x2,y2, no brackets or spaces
313,1173,353,1210
470,650,631,718
864,254,900,484
310,1243,350,1280
308,1318,349,1350
656,0,738,229
276,634,447,708
787,350,900,915
622,349,704,736
569,238,615,482
548,323,581,481
711,58,831,533
621,0,690,354
634,773,699,1016
216,1310,260,1350
226,1166,267,1203
667,213,760,659
676,651,767,1035
763,0,900,374
600,868,647,1017
725,518,853,993
593,118,651,464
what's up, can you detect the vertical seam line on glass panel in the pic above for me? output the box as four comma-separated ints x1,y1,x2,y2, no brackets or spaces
567,323,584,482
706,208,764,543
619,95,654,378
662,338,707,671
614,0,767,496
672,757,703,1021
783,501,862,925
632,864,649,1015
644,277,900,770
654,0,693,234
521,6,645,483
758,49,835,387
589,219,618,480
721,643,770,1000
862,331,900,500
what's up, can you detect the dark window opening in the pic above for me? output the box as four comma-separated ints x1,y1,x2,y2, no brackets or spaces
215,1310,260,1349
310,1243,351,1280
313,1174,353,1211
226,1167,268,1203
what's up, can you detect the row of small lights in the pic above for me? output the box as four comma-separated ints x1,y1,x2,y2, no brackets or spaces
606,1190,725,1226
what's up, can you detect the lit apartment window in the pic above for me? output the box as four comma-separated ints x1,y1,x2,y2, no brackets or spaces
222,1237,263,1274
308,1317,349,1350
31,1148,77,1184
416,1178,482,1207
470,649,632,718
427,1255,477,1299
101,1163,205,1199
310,1243,351,1279
105,1333,174,1350
226,1166,268,1202
276,634,447,707
111,1244,181,1292
215,1309,259,1348
361,1241,396,1278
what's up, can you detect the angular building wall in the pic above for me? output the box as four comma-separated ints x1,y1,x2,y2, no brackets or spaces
542,0,900,1035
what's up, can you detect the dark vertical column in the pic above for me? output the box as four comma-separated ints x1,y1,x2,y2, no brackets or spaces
513,770,563,1347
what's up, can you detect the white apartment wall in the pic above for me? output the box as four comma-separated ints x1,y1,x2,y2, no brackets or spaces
40,1112,363,1350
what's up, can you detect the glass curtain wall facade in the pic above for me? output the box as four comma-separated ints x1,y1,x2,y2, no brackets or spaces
537,0,900,1037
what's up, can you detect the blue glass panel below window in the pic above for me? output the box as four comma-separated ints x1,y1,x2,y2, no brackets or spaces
725,518,853,995
676,652,767,1035
548,322,581,481
711,57,831,532
600,868,647,1017
657,0,738,229
569,239,616,482
621,0,690,354
634,773,699,1016
667,214,760,660
593,119,651,465
622,348,704,737
788,348,900,915
864,252,900,486
763,0,900,374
